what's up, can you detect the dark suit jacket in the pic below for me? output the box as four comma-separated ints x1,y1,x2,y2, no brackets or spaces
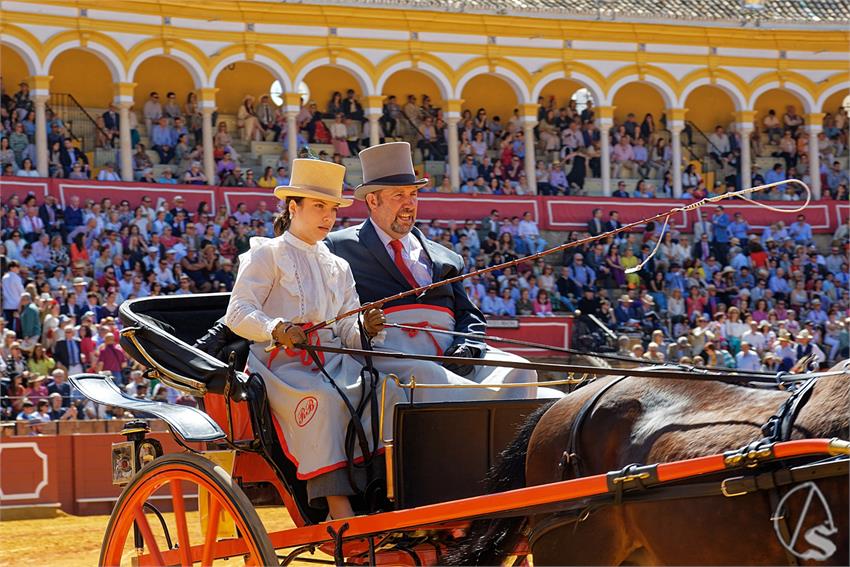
39,203,62,228
325,221,485,352
587,218,604,237
691,241,712,260
53,338,83,369
103,110,120,131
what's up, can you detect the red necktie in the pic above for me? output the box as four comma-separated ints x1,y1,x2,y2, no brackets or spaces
389,239,419,289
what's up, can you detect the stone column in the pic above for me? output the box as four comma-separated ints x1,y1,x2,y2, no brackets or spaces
670,125,683,198
366,95,383,147
667,108,688,199
521,103,538,195
807,113,825,199
596,106,615,196
735,110,757,191
284,93,302,166
114,82,136,181
31,76,52,177
200,87,218,185
446,99,463,191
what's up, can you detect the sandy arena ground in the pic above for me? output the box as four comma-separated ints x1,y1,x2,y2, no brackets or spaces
0,506,329,566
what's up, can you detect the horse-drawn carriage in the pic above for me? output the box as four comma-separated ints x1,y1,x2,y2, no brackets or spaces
71,293,850,566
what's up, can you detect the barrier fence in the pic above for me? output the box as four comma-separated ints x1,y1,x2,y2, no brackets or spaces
2,177,846,234
0,429,200,516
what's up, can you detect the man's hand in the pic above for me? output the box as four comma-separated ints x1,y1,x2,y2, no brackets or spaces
272,322,307,350
362,308,386,338
443,343,481,377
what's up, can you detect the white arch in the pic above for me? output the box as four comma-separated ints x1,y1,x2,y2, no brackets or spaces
43,41,126,82
208,53,292,91
816,80,850,111
604,74,676,109
678,78,746,111
454,66,529,103
375,61,452,101
0,36,39,76
530,71,605,107
128,48,205,88
294,56,373,96
748,80,814,114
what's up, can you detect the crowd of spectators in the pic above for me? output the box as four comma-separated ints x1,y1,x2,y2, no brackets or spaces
3,78,847,199
0,183,848,427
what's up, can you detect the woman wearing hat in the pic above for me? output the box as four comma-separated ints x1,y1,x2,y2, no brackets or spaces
225,159,388,520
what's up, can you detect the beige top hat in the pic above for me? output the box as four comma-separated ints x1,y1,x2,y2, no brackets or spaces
354,141,428,200
274,159,352,207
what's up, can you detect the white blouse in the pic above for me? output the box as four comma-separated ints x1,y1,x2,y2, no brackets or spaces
225,231,362,348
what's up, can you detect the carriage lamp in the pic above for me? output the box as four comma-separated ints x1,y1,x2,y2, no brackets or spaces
111,420,162,485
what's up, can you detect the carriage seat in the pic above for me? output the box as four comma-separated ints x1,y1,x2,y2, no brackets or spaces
118,293,249,396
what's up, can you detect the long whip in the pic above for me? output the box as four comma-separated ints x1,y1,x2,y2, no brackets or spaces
267,179,811,352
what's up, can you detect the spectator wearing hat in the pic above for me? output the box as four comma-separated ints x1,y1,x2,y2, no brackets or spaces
795,329,826,366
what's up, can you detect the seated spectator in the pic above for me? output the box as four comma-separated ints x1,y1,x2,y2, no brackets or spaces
183,161,207,185
611,136,636,178
97,162,121,182
151,117,177,164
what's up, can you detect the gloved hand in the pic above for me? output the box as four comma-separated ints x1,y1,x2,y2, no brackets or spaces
362,308,386,338
272,322,307,350
443,343,481,377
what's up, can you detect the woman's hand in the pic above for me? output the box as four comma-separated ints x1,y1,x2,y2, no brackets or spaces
362,308,386,338
272,322,307,349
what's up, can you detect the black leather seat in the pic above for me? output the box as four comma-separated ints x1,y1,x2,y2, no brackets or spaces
119,293,248,395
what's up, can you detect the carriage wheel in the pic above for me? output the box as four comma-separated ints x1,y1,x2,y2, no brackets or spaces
100,453,277,566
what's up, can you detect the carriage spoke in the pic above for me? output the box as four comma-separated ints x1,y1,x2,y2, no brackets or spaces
170,480,193,567
133,505,165,565
201,497,222,566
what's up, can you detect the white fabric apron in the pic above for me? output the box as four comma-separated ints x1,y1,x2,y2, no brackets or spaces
371,305,540,403
246,331,397,480
226,233,405,479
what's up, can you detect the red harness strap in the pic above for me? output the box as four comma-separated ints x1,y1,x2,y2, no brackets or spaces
267,322,325,370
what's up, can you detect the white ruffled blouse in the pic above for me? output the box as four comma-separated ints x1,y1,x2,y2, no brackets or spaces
224,231,362,348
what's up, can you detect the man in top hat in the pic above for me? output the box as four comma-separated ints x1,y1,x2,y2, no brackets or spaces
326,142,555,399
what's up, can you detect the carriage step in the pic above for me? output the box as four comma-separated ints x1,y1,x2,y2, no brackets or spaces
68,373,225,442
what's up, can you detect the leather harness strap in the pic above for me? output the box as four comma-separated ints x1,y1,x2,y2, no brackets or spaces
762,377,818,444
562,375,631,480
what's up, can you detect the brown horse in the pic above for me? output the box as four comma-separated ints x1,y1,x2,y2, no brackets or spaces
448,360,849,566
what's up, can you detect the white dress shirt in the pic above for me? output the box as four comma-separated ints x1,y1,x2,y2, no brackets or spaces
369,219,432,287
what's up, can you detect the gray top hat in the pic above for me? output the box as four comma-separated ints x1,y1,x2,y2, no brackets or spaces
354,142,428,200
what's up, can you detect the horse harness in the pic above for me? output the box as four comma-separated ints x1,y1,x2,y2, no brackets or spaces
547,372,838,567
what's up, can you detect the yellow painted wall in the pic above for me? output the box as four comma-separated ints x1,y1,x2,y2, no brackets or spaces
538,78,588,109
612,83,664,126
303,66,362,111
461,74,518,121
822,89,849,114
133,57,196,112
1,47,29,93
753,88,804,123
381,70,443,106
214,62,275,114
50,50,112,107
684,85,736,132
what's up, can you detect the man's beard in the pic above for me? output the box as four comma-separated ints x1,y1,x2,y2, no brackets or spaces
391,215,414,235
